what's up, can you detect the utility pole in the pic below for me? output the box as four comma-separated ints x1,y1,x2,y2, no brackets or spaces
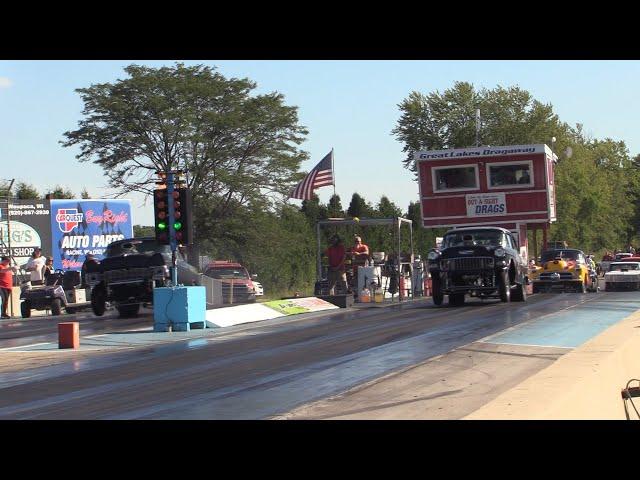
475,109,481,147
166,171,178,286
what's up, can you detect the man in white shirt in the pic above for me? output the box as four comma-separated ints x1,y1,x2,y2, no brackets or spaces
24,247,46,285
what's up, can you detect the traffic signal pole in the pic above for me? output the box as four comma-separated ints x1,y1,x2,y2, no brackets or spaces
166,171,178,286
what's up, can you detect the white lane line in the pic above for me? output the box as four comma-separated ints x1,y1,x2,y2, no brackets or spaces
478,340,572,349
0,342,52,351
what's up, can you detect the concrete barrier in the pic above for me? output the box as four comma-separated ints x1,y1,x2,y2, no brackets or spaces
465,309,640,420
154,286,206,332
58,322,79,349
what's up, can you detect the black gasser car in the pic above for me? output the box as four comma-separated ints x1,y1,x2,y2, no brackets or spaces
427,227,528,306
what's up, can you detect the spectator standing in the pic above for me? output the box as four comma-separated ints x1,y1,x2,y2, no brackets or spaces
0,257,17,319
325,235,347,295
24,248,46,286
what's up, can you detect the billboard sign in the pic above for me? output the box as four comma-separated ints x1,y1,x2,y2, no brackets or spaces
0,200,52,267
50,199,133,270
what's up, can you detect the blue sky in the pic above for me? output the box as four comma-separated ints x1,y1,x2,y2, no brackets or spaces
1,60,640,225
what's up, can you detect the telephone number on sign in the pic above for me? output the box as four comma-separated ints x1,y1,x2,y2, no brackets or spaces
8,210,50,216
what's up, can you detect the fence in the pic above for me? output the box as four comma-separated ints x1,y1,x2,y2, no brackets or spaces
200,274,224,308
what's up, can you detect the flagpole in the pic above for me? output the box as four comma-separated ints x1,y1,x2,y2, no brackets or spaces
331,148,338,233
332,147,336,199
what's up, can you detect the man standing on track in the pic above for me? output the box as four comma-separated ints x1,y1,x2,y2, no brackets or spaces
325,234,347,295
0,256,17,319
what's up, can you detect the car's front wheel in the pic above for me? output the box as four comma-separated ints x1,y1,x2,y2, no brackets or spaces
498,271,510,302
432,276,443,306
512,282,527,302
577,278,587,293
91,288,106,316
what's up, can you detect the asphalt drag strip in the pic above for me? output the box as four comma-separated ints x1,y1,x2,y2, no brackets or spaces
0,292,634,419
276,291,640,419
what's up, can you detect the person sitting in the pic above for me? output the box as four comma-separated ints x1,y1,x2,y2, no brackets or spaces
43,257,55,281
462,234,476,246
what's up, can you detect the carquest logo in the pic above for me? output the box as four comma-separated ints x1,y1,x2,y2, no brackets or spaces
56,209,83,233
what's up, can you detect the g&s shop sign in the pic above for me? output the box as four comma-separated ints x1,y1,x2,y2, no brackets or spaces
466,193,507,217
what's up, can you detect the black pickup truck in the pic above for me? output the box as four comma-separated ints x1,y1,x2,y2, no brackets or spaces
86,237,201,317
427,226,528,306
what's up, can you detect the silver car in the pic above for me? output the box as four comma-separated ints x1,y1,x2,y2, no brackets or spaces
604,261,640,291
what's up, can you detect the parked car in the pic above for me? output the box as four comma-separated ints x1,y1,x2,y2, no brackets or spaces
427,226,528,306
530,249,597,293
601,252,633,275
604,261,640,291
86,237,201,318
203,261,257,304
253,281,264,297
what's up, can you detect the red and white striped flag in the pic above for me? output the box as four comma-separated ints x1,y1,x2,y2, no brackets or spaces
290,150,334,200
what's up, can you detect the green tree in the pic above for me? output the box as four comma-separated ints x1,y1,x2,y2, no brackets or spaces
347,192,372,218
328,194,344,217
80,187,91,199
133,225,155,237
301,193,329,227
392,82,565,173
376,195,402,218
61,63,309,251
14,182,41,200
46,185,74,199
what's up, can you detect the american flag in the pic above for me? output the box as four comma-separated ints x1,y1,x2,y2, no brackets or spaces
290,150,334,200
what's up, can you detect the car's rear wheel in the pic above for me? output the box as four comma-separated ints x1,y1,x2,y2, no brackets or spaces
449,293,465,307
21,301,31,318
432,276,443,306
51,298,62,316
498,271,510,302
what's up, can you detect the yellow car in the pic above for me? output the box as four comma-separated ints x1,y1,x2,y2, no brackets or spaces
530,249,597,293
